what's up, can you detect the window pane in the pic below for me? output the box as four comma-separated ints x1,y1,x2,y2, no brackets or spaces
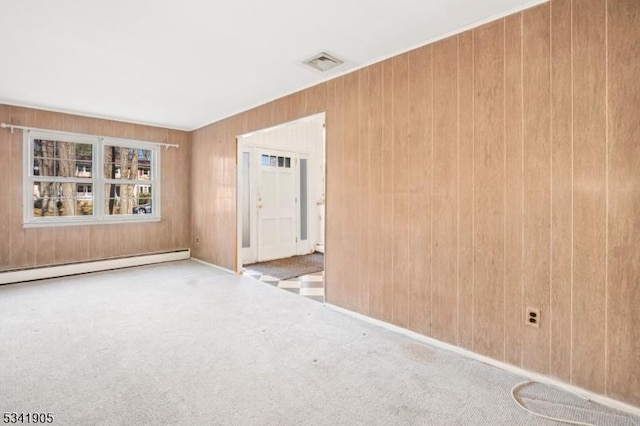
261,154,269,166
33,139,92,178
104,146,152,180
105,184,153,215
32,181,93,217
76,198,94,215
75,161,92,178
33,140,55,177
75,143,93,177
278,156,284,167
56,160,76,177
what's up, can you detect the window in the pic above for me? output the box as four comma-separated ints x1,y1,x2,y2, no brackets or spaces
24,130,160,226
260,154,291,168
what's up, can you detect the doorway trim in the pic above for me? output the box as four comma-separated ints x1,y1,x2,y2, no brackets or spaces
235,112,326,273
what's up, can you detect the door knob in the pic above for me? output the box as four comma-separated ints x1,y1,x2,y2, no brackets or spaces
258,203,263,208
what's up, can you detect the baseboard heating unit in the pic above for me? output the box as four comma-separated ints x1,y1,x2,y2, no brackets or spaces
0,249,191,285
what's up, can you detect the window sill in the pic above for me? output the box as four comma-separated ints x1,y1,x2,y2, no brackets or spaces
23,216,161,228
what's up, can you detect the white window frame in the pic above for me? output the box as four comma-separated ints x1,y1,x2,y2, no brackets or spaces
23,129,162,227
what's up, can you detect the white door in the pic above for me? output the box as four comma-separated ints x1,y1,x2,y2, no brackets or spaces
257,150,297,261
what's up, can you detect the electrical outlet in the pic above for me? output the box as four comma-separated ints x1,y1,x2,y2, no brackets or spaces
195,237,200,243
526,307,540,328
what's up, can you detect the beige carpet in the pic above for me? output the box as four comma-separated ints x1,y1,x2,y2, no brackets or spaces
0,260,637,425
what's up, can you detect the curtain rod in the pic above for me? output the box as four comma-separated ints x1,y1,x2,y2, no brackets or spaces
0,122,180,149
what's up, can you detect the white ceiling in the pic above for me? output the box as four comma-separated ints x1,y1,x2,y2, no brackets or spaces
0,0,544,131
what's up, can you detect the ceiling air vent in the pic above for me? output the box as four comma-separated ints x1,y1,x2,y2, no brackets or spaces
303,52,344,72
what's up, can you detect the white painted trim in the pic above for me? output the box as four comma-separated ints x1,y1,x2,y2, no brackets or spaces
236,112,326,269
193,0,549,132
191,257,238,275
22,217,162,228
0,250,191,285
325,303,640,418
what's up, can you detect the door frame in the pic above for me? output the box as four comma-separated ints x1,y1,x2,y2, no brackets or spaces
235,113,326,273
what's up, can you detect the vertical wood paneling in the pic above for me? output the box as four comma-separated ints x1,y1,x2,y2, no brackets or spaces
87,225,109,261
192,129,204,259
457,31,474,350
34,228,56,267
325,79,344,303
391,54,410,328
504,13,524,367
50,232,84,265
305,84,327,116
606,0,640,406
407,46,432,336
0,105,11,268
322,80,335,302
289,91,306,120
341,72,361,311
207,126,221,264
269,97,290,126
367,63,385,320
180,131,193,248
222,117,241,269
222,118,238,270
432,38,458,344
473,21,505,360
382,59,395,323
247,107,265,135
550,0,573,382
572,0,607,394
522,3,551,375
332,77,347,305
358,69,371,315
226,119,238,266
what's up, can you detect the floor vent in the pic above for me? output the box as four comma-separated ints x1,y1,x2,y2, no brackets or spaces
303,52,344,72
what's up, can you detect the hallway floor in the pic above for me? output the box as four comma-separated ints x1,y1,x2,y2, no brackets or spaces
243,269,324,303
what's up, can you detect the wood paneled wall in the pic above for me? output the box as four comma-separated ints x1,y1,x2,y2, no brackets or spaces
190,0,639,406
0,105,191,271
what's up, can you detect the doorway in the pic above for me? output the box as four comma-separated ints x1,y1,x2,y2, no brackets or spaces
237,113,325,302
